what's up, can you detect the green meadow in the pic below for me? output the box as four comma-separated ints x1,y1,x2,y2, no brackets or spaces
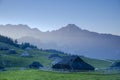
0,70,120,80
0,35,120,80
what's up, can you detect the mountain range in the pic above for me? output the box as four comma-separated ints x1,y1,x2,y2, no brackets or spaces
0,24,120,60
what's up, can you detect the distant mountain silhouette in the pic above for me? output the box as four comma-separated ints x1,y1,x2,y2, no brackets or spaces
0,24,120,59
0,24,41,39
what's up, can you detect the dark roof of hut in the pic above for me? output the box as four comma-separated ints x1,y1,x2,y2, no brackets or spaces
52,55,95,70
111,62,120,68
58,55,83,64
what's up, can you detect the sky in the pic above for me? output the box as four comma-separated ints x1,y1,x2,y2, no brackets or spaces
0,0,120,35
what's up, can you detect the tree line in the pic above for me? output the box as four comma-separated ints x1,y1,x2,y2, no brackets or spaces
0,35,37,49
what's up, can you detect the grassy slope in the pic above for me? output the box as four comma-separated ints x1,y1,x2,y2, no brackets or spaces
0,42,52,67
0,42,112,68
81,57,112,68
0,70,120,80
0,50,52,67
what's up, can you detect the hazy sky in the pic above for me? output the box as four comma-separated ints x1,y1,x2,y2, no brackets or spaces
0,0,120,35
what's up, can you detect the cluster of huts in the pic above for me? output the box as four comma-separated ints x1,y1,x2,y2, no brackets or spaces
0,50,120,71
49,54,120,71
21,55,94,71
27,54,120,71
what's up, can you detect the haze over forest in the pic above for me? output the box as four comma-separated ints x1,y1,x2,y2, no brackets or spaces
0,24,120,60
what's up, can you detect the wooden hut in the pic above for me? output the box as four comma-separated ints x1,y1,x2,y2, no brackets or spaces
52,55,94,71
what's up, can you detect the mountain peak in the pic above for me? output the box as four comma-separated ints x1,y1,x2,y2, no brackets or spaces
66,24,78,27
65,24,81,30
32,28,41,32
57,24,81,33
1,24,30,30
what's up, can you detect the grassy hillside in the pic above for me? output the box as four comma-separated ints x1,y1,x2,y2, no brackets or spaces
0,41,113,69
0,41,52,67
0,47,51,67
81,56,112,68
0,70,120,80
0,35,113,69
